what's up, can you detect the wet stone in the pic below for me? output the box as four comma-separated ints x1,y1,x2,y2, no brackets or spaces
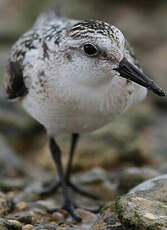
115,174,167,230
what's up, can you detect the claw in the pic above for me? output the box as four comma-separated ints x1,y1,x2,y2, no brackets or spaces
36,179,99,222
47,203,82,222
63,202,82,222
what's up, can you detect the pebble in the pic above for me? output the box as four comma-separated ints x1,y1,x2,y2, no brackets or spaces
33,225,58,230
14,211,33,224
52,211,65,222
23,224,34,230
77,209,97,225
0,218,22,230
0,192,14,217
16,201,29,211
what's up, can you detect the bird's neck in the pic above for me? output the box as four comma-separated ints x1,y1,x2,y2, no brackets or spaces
100,77,135,117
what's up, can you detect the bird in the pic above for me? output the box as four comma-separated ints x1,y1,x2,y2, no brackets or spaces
3,8,165,222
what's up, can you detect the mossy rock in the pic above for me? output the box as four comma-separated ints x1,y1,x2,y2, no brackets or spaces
115,174,167,230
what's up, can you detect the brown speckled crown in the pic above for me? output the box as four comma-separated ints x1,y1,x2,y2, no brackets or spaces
68,20,118,40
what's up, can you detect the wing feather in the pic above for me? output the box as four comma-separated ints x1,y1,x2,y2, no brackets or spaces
4,61,28,100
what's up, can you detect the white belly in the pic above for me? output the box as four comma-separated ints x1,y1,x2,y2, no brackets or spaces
22,77,147,135
22,96,116,134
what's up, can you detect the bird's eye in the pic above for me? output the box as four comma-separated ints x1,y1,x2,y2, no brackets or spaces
83,44,98,57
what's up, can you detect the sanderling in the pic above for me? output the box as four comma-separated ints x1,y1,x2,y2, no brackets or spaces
3,9,165,221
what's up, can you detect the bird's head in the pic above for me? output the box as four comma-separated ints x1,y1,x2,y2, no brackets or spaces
59,20,165,96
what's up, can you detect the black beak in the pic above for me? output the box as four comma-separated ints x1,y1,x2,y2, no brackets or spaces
114,57,165,97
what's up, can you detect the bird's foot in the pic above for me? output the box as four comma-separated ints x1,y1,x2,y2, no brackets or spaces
35,181,61,196
83,204,104,214
48,199,82,222
67,181,99,200
36,180,99,200
47,200,103,222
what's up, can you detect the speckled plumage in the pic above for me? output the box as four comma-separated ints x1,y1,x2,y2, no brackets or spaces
4,10,148,135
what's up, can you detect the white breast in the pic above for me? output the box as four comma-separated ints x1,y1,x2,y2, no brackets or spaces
21,74,147,135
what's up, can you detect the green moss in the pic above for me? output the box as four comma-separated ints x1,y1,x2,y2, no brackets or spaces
115,195,167,230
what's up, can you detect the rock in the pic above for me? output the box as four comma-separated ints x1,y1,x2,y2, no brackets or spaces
33,225,58,230
118,167,160,194
0,218,22,230
91,203,123,230
0,192,14,217
13,211,33,224
77,208,97,224
23,225,34,230
0,178,26,193
115,174,167,230
52,211,65,223
16,202,29,211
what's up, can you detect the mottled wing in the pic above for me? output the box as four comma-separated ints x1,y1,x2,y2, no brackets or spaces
4,25,40,101
4,61,28,100
4,5,73,101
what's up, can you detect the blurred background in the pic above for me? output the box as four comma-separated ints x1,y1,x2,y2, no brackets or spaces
0,0,167,199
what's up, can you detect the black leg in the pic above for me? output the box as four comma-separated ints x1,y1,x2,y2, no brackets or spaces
65,134,98,200
65,133,79,181
49,137,81,222
36,134,79,197
36,134,98,200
